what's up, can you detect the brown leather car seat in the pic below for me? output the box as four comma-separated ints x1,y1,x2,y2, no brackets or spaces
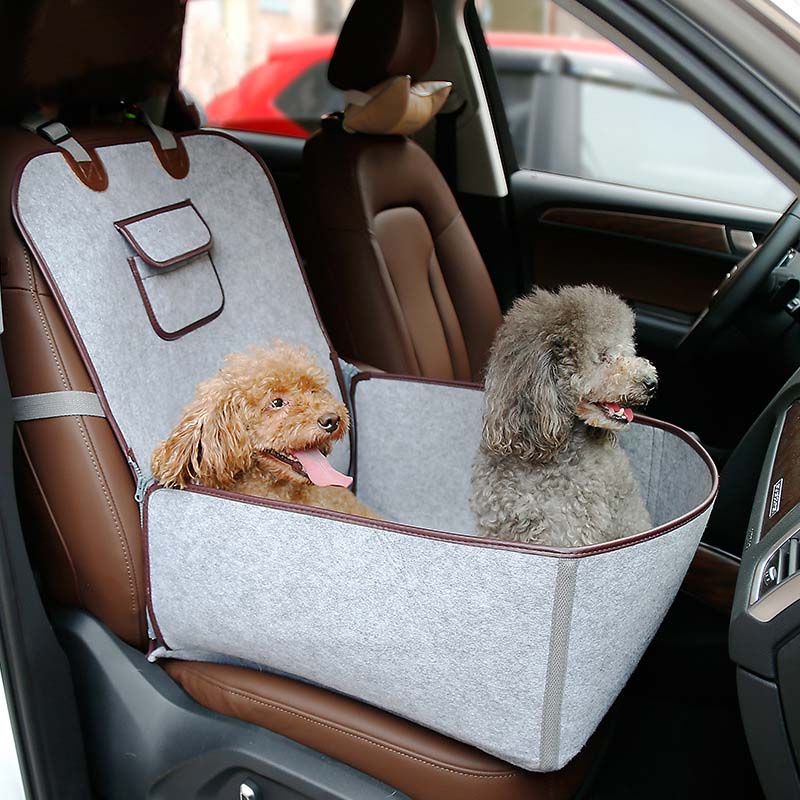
0,3,595,798
303,0,502,383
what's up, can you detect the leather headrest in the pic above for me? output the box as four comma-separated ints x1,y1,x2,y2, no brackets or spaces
0,0,184,115
343,77,452,136
328,0,438,92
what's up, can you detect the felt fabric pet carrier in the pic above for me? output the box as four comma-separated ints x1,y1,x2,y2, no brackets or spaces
12,127,718,772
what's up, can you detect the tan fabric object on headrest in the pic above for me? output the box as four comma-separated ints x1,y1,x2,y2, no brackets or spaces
343,76,452,136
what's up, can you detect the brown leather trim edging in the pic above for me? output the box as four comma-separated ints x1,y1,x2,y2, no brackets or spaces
151,134,190,181
62,145,109,192
351,370,482,392
142,412,718,566
344,371,720,553
540,208,732,255
127,254,225,341
115,199,212,268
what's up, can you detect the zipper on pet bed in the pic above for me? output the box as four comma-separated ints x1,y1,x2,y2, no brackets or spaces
126,450,156,518
125,450,167,657
127,451,156,504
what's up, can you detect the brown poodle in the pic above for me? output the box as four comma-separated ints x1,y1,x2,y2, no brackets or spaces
151,342,376,518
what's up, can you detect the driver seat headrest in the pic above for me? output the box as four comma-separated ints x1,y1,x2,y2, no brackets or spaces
0,0,185,117
328,0,439,92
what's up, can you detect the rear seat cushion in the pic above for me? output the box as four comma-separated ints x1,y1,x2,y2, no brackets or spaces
164,660,598,800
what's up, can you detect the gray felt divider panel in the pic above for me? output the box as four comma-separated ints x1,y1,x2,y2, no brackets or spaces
15,132,717,772
353,376,484,533
14,132,348,471
144,376,716,771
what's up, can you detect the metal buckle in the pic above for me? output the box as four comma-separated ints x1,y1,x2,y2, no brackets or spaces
36,120,72,146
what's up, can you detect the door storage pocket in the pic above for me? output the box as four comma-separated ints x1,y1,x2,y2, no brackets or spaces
145,376,717,772
116,200,224,339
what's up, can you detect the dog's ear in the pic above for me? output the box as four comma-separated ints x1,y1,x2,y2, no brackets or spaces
483,325,573,463
151,383,251,489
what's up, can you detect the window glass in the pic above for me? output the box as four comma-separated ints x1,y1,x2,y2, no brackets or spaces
275,59,345,134
181,0,353,137
493,69,535,164
478,0,794,211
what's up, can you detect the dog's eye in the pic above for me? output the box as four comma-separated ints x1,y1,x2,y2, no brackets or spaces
269,398,285,409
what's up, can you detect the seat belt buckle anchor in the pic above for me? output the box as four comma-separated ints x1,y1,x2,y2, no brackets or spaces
35,120,72,146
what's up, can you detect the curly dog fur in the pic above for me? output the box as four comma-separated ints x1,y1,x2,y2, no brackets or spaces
151,342,376,518
471,285,657,548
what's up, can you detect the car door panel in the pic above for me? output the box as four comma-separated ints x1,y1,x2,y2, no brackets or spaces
510,169,781,350
532,219,731,312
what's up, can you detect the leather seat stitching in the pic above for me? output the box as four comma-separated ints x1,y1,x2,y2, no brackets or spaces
175,666,520,780
426,251,469,381
22,247,142,634
73,419,141,624
371,221,423,375
24,249,70,391
15,429,83,604
431,210,463,241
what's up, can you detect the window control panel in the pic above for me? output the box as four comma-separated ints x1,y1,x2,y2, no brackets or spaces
753,528,800,604
760,537,800,596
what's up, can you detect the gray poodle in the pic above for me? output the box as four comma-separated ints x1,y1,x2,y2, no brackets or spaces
470,285,658,548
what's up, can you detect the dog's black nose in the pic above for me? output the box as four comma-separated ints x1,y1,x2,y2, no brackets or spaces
642,376,658,395
318,413,340,433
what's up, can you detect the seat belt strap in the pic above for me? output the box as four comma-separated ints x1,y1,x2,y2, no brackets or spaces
22,109,177,158
435,98,467,190
12,391,105,422
137,107,178,151
20,114,92,163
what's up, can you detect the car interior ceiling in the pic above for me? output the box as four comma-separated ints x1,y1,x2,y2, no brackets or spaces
1,0,800,798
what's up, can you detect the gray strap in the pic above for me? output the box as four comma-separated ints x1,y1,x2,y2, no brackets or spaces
21,114,92,163
338,358,362,400
139,108,177,151
12,391,105,422
538,558,579,771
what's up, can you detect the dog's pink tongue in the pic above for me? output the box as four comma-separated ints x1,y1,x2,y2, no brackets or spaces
623,407,634,422
292,448,353,488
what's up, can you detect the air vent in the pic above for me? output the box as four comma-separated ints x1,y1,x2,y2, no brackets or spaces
760,535,800,597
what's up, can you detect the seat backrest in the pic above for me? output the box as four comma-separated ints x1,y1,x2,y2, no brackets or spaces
4,116,358,647
0,0,189,648
2,127,150,648
0,0,344,650
302,0,501,383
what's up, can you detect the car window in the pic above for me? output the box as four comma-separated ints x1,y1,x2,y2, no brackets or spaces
493,68,535,164
478,0,794,211
180,0,353,138
274,59,345,135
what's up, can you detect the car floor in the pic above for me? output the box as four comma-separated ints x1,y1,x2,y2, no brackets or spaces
580,594,764,799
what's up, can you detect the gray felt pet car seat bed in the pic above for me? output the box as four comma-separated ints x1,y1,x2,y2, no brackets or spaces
12,123,718,772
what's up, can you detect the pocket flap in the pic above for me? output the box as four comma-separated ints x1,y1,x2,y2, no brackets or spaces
115,200,212,268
